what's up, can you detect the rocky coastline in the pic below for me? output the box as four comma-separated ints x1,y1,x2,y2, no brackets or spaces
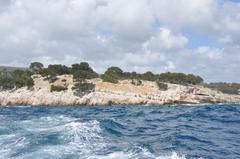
0,75,240,106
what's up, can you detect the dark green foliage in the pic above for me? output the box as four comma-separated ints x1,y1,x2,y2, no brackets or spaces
131,79,142,86
102,68,203,85
0,66,28,72
122,71,139,79
39,68,50,77
204,83,240,95
71,62,98,80
0,69,33,90
101,67,123,83
50,85,68,92
140,71,156,81
158,72,203,85
29,62,44,74
40,64,70,77
48,64,70,75
47,75,58,83
72,79,95,97
39,65,69,84
0,76,15,90
156,82,168,91
1,62,206,91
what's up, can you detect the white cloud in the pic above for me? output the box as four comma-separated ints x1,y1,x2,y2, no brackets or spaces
96,0,154,43
0,0,239,82
151,0,216,30
143,28,188,51
196,46,222,60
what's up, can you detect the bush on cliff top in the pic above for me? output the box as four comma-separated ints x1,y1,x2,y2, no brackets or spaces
204,83,240,95
101,67,123,84
0,69,33,90
71,62,98,80
157,72,203,85
50,85,68,92
0,61,206,92
156,82,168,91
72,79,95,97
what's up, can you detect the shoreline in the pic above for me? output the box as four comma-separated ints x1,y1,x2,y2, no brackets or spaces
0,102,240,107
1,102,240,107
1,75,240,106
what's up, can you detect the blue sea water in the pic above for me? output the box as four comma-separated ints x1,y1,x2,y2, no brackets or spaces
0,104,240,159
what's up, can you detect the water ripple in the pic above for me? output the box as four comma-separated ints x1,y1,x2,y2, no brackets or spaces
0,104,239,159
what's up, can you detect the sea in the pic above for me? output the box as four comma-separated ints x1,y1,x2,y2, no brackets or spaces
0,104,239,159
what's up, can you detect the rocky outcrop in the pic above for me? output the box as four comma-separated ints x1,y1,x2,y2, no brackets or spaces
0,75,240,106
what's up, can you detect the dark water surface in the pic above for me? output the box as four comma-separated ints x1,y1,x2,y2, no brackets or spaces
0,104,240,159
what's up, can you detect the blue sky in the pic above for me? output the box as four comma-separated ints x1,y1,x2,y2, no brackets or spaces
181,28,220,49
0,0,240,82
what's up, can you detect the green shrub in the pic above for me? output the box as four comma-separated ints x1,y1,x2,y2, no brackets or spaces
72,79,95,97
156,82,168,91
43,75,58,83
101,74,118,84
158,72,203,85
131,79,142,86
39,68,50,77
40,65,70,77
0,69,34,90
140,71,156,81
71,62,98,80
29,62,44,74
101,67,123,84
0,76,15,90
204,83,240,95
50,85,68,92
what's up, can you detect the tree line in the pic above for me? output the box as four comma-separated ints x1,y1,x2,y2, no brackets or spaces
0,62,204,92
204,83,240,95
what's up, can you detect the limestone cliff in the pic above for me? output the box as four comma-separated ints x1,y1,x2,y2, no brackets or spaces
0,75,240,106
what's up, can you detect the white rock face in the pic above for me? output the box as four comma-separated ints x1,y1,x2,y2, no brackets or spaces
0,75,240,106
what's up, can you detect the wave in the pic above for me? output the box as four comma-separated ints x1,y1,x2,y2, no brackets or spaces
0,115,197,159
2,105,237,158
89,151,189,159
0,115,105,158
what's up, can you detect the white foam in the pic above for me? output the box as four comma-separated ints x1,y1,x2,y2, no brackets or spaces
0,134,30,159
156,152,186,159
0,115,106,159
0,115,203,159
88,151,187,159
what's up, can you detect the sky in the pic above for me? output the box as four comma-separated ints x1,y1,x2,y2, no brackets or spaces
0,0,240,82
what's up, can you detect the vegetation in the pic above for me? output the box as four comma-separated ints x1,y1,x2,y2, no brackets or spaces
101,68,202,85
156,82,168,91
0,69,33,90
70,62,97,96
0,66,27,72
204,83,240,95
29,62,44,74
140,71,156,81
131,79,142,86
158,72,203,85
72,79,95,97
46,75,58,83
50,85,68,92
2,61,240,96
38,64,69,83
40,64,70,77
101,67,123,83
71,62,98,80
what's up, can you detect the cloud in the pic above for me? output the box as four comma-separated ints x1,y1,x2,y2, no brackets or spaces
96,0,154,43
151,0,216,30
0,0,239,82
143,28,188,51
